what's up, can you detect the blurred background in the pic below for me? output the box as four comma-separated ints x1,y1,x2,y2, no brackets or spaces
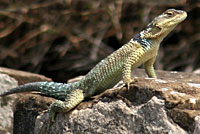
0,0,199,82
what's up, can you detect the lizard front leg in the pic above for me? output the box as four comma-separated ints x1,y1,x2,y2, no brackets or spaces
48,89,84,122
144,56,157,78
122,46,145,89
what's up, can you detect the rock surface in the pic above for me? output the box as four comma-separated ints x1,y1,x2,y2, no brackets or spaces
34,76,200,134
1,68,200,134
35,96,187,134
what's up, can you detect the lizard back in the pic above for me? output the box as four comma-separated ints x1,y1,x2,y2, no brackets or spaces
80,41,145,97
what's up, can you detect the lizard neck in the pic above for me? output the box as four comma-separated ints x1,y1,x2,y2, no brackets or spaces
132,31,159,50
137,24,176,51
145,25,177,43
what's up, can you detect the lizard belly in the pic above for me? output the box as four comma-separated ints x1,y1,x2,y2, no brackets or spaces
83,67,123,97
94,69,122,94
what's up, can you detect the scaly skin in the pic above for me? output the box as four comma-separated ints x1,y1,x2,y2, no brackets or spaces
0,9,187,122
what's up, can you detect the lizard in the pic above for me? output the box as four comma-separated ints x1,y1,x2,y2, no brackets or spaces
0,9,187,122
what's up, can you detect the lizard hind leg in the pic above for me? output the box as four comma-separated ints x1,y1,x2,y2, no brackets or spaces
48,89,84,122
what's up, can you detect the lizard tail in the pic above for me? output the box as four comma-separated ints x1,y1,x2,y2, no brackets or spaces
0,81,80,100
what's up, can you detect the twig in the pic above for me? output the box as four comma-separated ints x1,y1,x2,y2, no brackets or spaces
11,25,51,50
0,21,22,38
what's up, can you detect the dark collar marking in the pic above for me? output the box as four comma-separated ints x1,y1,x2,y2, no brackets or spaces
133,33,152,49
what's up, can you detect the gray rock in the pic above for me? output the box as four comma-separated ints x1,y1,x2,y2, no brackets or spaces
0,67,52,134
2,68,200,134
194,116,200,134
0,74,18,134
34,97,187,134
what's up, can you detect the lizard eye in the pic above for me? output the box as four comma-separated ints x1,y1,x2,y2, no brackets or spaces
166,11,174,17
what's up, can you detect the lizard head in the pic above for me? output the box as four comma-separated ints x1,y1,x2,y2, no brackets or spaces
152,9,187,29
145,9,187,40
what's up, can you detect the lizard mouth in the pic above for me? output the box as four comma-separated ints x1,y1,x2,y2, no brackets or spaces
170,10,187,25
169,11,187,27
174,10,187,23
179,11,187,22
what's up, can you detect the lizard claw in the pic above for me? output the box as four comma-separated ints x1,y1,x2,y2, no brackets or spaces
124,79,136,90
126,83,130,90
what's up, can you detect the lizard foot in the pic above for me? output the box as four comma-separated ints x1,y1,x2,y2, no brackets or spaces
124,79,135,90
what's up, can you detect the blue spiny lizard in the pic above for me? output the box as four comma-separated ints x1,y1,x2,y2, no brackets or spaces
0,9,187,122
